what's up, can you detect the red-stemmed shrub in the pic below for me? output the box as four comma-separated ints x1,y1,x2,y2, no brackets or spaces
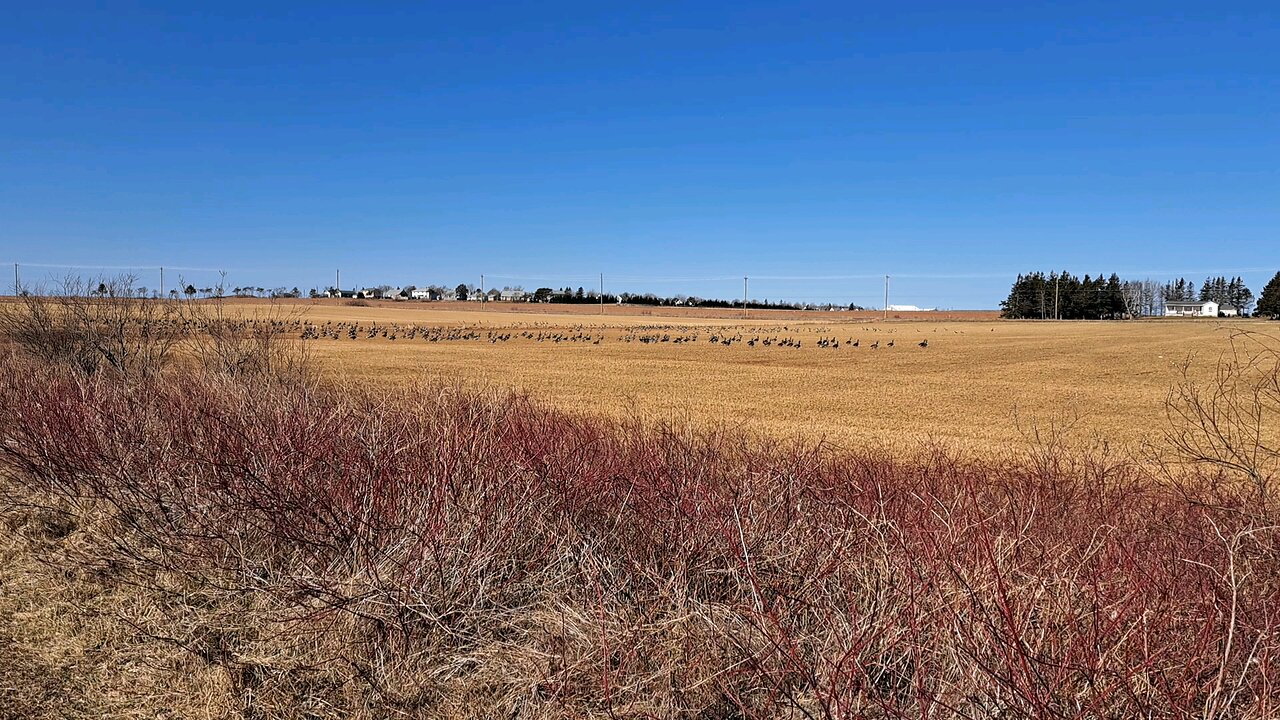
0,353,1275,718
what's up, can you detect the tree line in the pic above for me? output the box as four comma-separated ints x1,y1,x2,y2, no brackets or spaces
451,284,864,311
1001,273,1127,320
1002,271,1280,319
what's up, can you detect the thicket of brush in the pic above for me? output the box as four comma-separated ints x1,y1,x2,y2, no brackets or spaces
0,284,1276,718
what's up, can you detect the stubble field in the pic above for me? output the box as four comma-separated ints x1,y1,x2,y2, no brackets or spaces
247,298,1243,454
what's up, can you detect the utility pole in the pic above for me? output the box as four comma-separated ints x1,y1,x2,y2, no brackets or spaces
884,275,890,320
744,276,749,319
159,266,164,299
599,273,604,315
480,274,485,304
1054,276,1060,320
336,269,340,292
13,263,18,295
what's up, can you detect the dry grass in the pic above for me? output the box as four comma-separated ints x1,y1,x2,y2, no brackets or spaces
0,509,230,719
1,294,1275,717
1,351,1275,718
231,298,1252,454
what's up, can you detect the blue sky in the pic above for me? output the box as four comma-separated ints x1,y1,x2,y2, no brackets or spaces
1,1,1276,308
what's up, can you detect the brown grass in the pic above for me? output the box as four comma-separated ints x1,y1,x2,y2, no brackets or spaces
1,294,1275,717
0,349,1275,718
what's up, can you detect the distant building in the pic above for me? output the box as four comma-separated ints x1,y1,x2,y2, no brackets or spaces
1165,300,1219,317
410,288,434,300
500,289,526,302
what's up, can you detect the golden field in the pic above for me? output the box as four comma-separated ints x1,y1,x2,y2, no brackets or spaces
240,298,1261,454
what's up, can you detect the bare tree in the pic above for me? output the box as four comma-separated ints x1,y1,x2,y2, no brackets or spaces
1121,278,1165,318
0,275,182,377
0,273,309,385
1162,329,1279,504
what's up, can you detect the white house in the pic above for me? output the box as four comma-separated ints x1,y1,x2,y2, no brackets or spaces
499,289,526,302
410,288,433,300
1165,300,1219,317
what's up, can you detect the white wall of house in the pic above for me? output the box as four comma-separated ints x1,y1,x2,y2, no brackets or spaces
1165,301,1218,317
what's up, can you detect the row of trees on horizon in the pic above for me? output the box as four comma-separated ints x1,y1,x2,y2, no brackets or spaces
446,284,866,311
1002,271,1280,319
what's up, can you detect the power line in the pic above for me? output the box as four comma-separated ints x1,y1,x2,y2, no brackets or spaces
3,261,229,272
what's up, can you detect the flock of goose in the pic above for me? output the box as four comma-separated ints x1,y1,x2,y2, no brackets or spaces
102,316,961,351
289,319,939,350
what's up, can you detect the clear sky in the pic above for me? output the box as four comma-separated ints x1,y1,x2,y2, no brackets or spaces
2,2,1276,308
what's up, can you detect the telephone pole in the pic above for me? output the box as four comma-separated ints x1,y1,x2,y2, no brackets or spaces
599,273,604,315
336,269,340,292
744,276,749,319
480,274,485,303
1054,276,1060,320
884,275,890,320
159,267,164,298
13,263,18,295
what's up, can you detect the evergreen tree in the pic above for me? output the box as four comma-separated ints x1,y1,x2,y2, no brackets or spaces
1003,270,1207,319
1227,276,1253,313
1257,272,1280,318
1001,273,1047,319
1105,274,1124,318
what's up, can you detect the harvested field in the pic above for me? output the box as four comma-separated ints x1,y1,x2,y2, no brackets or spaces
234,298,1251,454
